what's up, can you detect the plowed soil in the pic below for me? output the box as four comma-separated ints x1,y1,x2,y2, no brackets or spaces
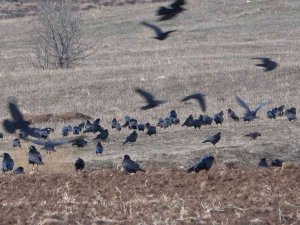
1,167,300,225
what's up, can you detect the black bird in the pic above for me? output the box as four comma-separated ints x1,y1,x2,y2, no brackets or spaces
245,132,261,140
72,138,88,148
27,137,77,154
13,167,25,175
28,145,43,169
62,126,69,137
112,118,121,131
200,115,213,126
182,93,206,112
13,138,21,147
138,124,146,131
0,132,3,139
169,110,178,119
252,57,278,72
141,21,176,41
96,142,103,155
271,159,285,167
135,88,167,110
122,155,146,174
285,107,296,122
227,108,239,121
191,119,203,129
235,96,270,121
182,115,194,127
128,119,138,130
73,126,81,135
1,153,14,173
123,131,138,145
146,123,157,136
187,155,215,173
277,105,285,117
75,157,85,172
267,108,277,119
157,0,186,21
202,132,222,146
83,119,103,133
94,129,109,141
258,158,268,168
2,99,37,138
214,111,224,125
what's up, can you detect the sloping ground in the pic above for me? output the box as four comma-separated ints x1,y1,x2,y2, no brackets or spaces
0,0,168,19
0,167,300,224
24,112,93,123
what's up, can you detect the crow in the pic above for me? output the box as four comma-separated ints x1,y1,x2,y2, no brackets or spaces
1,153,14,173
182,115,194,127
135,88,167,110
202,132,222,145
62,126,69,137
94,129,109,141
141,21,176,41
227,108,239,121
122,155,146,174
235,96,270,121
182,93,206,112
96,142,103,155
28,145,44,170
13,138,21,147
187,155,216,173
245,132,261,140
271,159,285,167
12,166,25,175
252,57,278,72
156,0,186,21
123,131,138,145
146,123,157,136
75,157,85,172
258,158,268,168
214,111,224,125
285,107,297,122
72,138,88,148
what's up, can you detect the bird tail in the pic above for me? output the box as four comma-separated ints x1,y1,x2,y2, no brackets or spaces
202,139,209,143
122,141,127,145
187,167,194,173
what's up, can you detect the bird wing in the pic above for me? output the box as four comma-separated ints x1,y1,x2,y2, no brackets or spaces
170,0,185,8
235,96,251,113
253,100,271,113
29,151,43,163
135,88,155,103
157,6,172,15
8,100,25,122
140,21,163,36
124,160,141,171
182,93,206,112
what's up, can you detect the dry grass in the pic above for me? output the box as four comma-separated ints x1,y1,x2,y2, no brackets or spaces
0,0,299,223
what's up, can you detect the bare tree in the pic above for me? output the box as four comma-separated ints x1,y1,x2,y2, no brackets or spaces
32,1,96,69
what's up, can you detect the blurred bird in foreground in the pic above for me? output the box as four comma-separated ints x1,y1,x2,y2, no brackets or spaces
141,21,176,41
135,88,167,110
182,93,206,112
252,57,278,72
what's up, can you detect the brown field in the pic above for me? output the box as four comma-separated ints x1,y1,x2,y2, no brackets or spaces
0,0,299,224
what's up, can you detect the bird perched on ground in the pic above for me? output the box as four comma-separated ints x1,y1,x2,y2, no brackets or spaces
138,123,146,131
182,93,206,112
252,57,278,72
12,166,25,175
285,107,296,122
200,115,214,126
191,118,203,129
13,138,21,147
214,111,224,125
271,159,285,167
227,108,239,121
94,129,109,141
73,126,81,135
0,132,3,139
202,132,222,145
146,123,157,136
276,105,285,117
1,153,14,173
258,158,268,168
122,155,146,174
111,118,121,131
83,118,103,133
141,21,176,41
96,142,103,155
123,131,138,145
75,157,85,172
156,0,186,21
28,145,43,170
187,155,216,173
182,115,194,127
267,108,277,119
62,126,69,137
72,138,88,148
235,96,270,121
245,132,261,140
135,88,167,110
